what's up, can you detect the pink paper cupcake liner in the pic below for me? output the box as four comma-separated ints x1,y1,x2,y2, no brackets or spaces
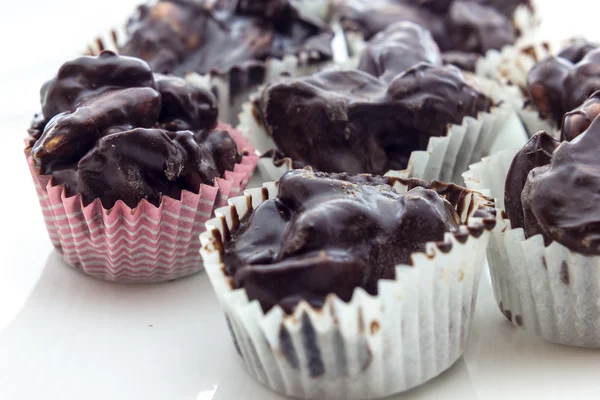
27,123,258,283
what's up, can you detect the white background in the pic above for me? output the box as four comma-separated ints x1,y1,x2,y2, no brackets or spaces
0,1,599,399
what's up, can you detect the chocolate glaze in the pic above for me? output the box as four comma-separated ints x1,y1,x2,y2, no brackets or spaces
504,132,559,233
405,0,530,17
527,48,600,126
40,51,156,120
255,63,490,174
442,51,480,72
340,1,449,48
155,73,218,136
527,56,573,124
469,0,531,18
339,0,519,54
53,129,220,208
446,1,515,54
557,38,599,64
563,49,600,113
119,0,333,77
561,91,600,141
521,117,600,254
222,169,493,313
29,51,242,208
358,21,442,83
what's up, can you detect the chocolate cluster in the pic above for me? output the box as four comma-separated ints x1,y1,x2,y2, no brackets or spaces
527,41,600,126
339,0,522,54
29,51,243,208
255,61,490,174
222,169,491,313
505,116,600,254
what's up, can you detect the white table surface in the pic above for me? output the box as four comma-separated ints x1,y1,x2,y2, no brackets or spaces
1,1,599,399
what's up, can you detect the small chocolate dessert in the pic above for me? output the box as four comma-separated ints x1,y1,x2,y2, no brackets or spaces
221,169,494,313
28,51,243,209
254,63,491,174
527,47,600,126
504,116,600,254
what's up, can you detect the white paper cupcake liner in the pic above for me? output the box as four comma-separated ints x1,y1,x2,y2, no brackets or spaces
85,1,350,126
463,149,600,348
200,178,496,399
239,76,528,184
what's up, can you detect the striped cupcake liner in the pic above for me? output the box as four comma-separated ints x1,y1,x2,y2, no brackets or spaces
200,179,496,399
27,123,258,283
464,149,600,348
239,75,527,185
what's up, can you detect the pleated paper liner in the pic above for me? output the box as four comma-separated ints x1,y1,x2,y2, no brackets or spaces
464,149,600,348
27,123,258,283
85,1,350,125
238,75,528,184
200,177,496,399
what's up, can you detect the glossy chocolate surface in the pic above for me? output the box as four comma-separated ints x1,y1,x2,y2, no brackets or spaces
358,21,442,82
442,51,480,72
522,118,600,254
255,63,490,174
557,38,599,64
339,0,518,54
446,1,515,54
29,51,242,208
222,169,477,313
119,0,333,76
527,48,600,126
561,91,600,141
504,132,559,234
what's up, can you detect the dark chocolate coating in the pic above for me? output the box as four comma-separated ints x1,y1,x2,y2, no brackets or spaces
358,21,442,83
563,49,600,113
442,51,480,72
522,117,600,254
504,132,559,233
404,0,530,17
53,129,220,209
155,73,218,135
119,0,333,76
340,0,519,54
33,87,162,173
557,38,599,64
256,63,490,174
339,1,450,49
201,129,243,175
527,48,600,126
561,91,600,142
234,0,289,17
29,52,242,208
403,0,454,13
222,169,462,313
470,0,531,18
446,1,516,54
40,51,156,120
526,56,573,125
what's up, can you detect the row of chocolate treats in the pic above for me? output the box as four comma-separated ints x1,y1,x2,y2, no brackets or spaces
82,0,539,184
24,1,591,399
193,3,600,399
463,37,600,349
85,0,537,124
